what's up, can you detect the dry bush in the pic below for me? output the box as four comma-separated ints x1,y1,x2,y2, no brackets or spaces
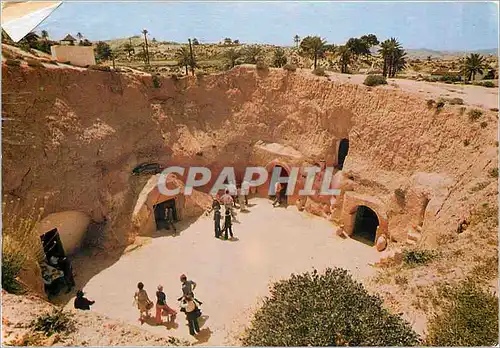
27,59,43,68
89,65,111,72
426,99,435,108
468,109,483,121
448,97,464,105
283,63,297,72
5,59,21,67
363,75,387,86
2,197,45,293
426,281,498,346
312,67,327,77
463,139,470,146
402,249,437,267
480,121,488,128
488,167,498,178
256,60,269,71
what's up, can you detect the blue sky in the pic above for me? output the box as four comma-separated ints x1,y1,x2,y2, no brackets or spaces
36,1,498,50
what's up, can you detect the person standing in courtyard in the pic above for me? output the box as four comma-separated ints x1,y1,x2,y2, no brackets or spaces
221,189,236,219
227,181,238,207
238,187,247,211
241,179,250,205
181,295,201,336
223,208,234,240
165,207,177,233
155,285,177,325
214,206,222,238
272,181,282,207
179,274,202,305
134,282,153,323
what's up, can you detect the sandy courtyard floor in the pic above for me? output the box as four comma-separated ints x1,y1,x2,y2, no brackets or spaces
64,198,380,345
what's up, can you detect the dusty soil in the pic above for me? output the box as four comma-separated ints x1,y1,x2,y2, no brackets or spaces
53,198,380,345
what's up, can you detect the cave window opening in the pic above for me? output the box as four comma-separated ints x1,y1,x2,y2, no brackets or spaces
337,139,349,170
351,205,379,246
153,199,178,230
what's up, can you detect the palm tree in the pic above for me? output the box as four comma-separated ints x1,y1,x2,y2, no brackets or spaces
379,38,406,78
76,32,83,41
462,53,488,81
294,34,300,49
273,48,287,67
41,30,49,40
223,48,242,68
337,45,352,73
299,36,326,69
142,29,150,66
188,38,197,75
175,46,191,75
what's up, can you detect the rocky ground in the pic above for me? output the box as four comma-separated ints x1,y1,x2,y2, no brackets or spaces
1,291,188,346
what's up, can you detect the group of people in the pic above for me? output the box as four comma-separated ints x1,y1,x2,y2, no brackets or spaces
133,274,203,336
208,180,250,240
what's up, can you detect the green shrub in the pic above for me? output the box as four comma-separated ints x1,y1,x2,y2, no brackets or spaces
426,281,498,346
30,309,74,336
312,67,327,77
402,249,436,267
283,63,297,72
439,74,461,83
241,268,420,346
435,100,445,110
5,59,21,66
363,74,387,86
468,109,483,121
152,74,161,88
394,188,406,205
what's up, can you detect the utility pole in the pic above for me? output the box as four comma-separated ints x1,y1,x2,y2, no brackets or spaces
188,38,195,76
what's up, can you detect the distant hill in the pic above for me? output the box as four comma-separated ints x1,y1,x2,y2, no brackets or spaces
406,48,498,59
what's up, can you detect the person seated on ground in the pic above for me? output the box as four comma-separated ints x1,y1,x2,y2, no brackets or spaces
74,290,95,310
180,295,201,336
155,285,177,325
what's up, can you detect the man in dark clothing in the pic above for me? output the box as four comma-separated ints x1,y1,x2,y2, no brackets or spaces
214,208,222,238
165,207,177,233
74,290,95,310
223,208,234,240
178,274,202,305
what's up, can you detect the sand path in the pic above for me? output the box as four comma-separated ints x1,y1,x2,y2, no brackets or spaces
65,198,380,345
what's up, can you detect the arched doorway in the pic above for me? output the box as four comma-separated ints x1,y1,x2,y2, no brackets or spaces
337,139,349,170
352,205,379,246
